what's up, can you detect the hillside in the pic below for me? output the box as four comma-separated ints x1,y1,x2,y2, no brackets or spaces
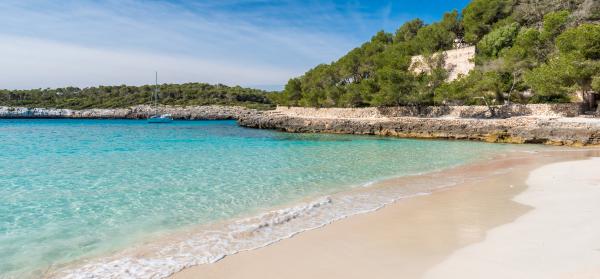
0,83,275,110
275,0,600,110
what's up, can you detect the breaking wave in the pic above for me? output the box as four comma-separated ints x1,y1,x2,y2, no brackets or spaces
50,175,458,279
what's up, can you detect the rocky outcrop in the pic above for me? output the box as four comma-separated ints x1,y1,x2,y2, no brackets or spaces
238,111,600,146
0,105,260,120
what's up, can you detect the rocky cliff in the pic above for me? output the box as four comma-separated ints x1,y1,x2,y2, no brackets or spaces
0,105,259,120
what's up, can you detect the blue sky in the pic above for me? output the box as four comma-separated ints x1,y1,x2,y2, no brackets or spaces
0,0,470,90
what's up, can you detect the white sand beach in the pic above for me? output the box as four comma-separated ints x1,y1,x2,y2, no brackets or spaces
426,157,600,279
171,150,600,279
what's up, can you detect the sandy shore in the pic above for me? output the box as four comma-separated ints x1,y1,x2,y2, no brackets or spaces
171,149,600,279
426,156,600,278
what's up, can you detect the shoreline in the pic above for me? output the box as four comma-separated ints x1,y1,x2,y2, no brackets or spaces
45,147,599,279
0,105,259,120
238,111,600,146
170,148,600,279
45,148,510,278
4,105,600,147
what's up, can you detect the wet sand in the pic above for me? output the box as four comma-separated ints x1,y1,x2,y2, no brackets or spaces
171,149,600,279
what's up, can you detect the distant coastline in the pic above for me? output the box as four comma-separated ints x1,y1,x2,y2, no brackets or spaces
4,104,600,147
0,105,259,120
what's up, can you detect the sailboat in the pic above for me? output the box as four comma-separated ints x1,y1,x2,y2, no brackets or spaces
147,72,173,123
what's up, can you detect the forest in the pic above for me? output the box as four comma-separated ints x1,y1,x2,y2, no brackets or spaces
274,0,600,110
0,83,275,110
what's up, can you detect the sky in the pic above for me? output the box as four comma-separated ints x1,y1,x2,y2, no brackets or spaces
0,0,471,91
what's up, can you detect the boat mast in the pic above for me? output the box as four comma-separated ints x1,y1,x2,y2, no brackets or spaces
154,71,158,114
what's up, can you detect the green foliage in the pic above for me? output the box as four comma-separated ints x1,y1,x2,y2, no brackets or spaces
556,23,600,60
536,23,600,107
501,28,544,66
524,56,575,102
476,22,520,60
440,10,464,37
464,11,597,106
0,83,275,110
592,75,600,92
279,78,302,106
411,22,456,53
541,11,571,40
435,70,508,105
498,14,572,72
394,19,425,43
372,68,416,106
276,8,466,108
275,0,599,108
462,0,516,44
524,51,600,103
513,0,581,24
371,30,394,44
414,54,450,105
410,11,462,54
434,77,472,105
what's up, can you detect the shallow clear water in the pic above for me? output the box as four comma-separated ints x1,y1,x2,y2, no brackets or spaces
0,119,516,278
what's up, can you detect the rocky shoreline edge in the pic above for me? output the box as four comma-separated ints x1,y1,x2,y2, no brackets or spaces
0,105,259,120
3,105,600,146
237,108,600,147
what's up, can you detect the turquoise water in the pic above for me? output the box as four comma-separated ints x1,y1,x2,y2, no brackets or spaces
0,119,516,278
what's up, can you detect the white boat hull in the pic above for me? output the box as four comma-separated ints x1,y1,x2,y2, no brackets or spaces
147,114,173,123
147,118,172,123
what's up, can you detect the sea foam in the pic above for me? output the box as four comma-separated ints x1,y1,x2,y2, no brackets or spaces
51,180,445,279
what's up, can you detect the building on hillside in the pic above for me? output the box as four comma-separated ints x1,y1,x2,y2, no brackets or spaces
410,44,476,82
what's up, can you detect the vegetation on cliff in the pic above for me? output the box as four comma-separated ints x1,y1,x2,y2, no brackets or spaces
0,83,275,110
275,0,600,109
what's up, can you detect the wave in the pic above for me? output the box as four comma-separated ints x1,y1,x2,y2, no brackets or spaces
49,174,458,279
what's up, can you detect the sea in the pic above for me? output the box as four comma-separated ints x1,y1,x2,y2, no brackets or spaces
0,119,526,278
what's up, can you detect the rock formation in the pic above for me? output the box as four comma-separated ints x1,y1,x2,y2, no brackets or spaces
237,106,600,146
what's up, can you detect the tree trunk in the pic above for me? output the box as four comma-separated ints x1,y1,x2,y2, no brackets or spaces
592,93,599,112
583,92,597,112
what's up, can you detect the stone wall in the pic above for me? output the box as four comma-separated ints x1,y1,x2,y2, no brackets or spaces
275,103,584,119
0,105,258,120
1,103,585,120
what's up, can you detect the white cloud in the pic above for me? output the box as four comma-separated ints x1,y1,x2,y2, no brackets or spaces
0,0,362,89
0,0,459,89
0,36,296,89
